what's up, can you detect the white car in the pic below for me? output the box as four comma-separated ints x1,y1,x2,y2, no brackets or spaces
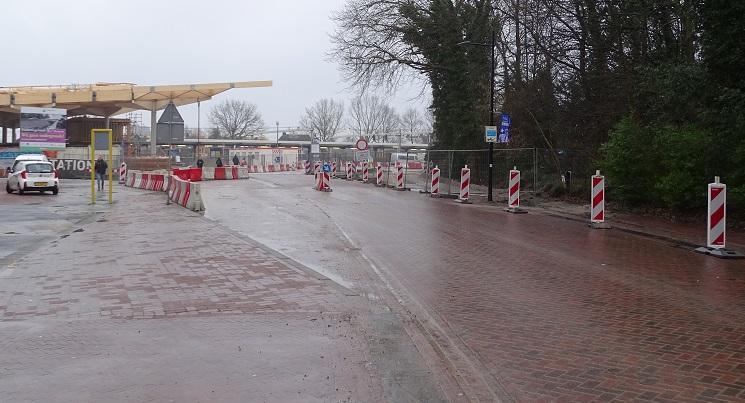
6,160,59,195
13,154,49,164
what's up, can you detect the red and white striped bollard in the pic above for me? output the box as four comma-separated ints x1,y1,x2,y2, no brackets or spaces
119,162,127,184
505,167,527,213
590,170,610,228
455,165,471,203
395,161,405,190
376,162,384,186
695,177,743,258
430,166,440,197
362,161,369,183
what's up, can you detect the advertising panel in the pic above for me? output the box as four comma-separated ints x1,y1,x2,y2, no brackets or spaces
20,107,67,151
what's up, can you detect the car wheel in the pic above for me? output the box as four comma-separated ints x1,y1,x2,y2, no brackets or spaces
18,187,24,195
5,182,12,193
52,187,59,195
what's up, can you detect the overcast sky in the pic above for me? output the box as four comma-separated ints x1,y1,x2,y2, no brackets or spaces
1,0,430,134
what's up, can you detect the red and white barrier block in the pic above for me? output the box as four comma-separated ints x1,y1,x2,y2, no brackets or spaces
695,177,743,258
304,160,312,175
125,170,169,191
200,166,250,180
376,162,384,187
505,167,527,214
590,170,610,228
430,166,440,197
167,175,203,212
315,170,332,192
455,165,471,203
346,162,353,181
119,162,127,184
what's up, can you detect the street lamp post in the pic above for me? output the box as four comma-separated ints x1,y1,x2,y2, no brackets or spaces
458,29,497,202
276,121,279,147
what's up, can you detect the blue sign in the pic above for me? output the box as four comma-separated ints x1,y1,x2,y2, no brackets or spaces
498,113,511,143
485,126,498,143
322,163,331,173
0,151,24,159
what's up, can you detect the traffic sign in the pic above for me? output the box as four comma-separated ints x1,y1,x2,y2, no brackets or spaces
485,126,498,143
355,138,369,151
499,113,511,143
322,163,331,173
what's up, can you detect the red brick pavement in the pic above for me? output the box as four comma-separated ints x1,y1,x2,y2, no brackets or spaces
212,174,745,402
0,193,343,321
0,188,388,402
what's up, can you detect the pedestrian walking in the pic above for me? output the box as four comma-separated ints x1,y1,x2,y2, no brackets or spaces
232,155,239,166
215,157,223,167
94,155,107,191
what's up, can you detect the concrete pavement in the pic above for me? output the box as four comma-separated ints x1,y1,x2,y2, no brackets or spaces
203,172,745,402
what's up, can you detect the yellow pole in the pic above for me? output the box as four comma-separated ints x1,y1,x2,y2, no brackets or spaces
108,130,113,204
90,131,95,204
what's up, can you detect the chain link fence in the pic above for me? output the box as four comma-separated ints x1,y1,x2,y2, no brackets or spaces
296,146,598,200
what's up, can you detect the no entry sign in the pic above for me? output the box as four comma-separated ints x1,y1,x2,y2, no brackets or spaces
355,138,368,151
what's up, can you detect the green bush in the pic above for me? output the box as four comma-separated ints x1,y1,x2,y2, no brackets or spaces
600,117,661,206
601,117,714,211
654,124,712,210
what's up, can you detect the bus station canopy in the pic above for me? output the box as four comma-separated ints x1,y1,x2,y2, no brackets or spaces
0,80,272,121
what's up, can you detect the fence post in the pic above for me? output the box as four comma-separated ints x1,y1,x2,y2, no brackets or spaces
533,147,538,194
447,150,453,196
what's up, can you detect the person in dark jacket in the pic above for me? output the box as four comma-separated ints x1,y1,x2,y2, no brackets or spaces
232,155,239,166
196,158,204,169
94,155,107,191
215,157,223,167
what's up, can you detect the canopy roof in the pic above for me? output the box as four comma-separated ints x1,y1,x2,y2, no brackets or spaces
0,81,272,119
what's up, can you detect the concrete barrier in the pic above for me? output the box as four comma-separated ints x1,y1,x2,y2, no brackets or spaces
200,166,250,180
167,175,203,212
125,170,169,191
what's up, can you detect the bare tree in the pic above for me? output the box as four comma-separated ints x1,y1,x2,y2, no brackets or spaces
400,108,425,143
299,99,344,141
208,99,264,139
348,95,398,142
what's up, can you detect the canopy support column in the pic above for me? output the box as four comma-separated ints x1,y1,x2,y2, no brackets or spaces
150,102,157,156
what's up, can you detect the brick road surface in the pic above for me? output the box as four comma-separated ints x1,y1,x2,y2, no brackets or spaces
0,181,448,402
204,172,745,402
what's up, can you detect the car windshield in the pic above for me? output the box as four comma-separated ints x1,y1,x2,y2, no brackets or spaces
25,163,53,173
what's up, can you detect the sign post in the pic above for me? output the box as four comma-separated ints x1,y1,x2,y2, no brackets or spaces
90,129,113,205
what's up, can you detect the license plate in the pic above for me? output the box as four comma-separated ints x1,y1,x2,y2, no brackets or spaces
34,182,48,186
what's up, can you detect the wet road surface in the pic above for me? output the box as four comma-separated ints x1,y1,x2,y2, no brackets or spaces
0,181,448,402
203,172,745,402
0,179,113,264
